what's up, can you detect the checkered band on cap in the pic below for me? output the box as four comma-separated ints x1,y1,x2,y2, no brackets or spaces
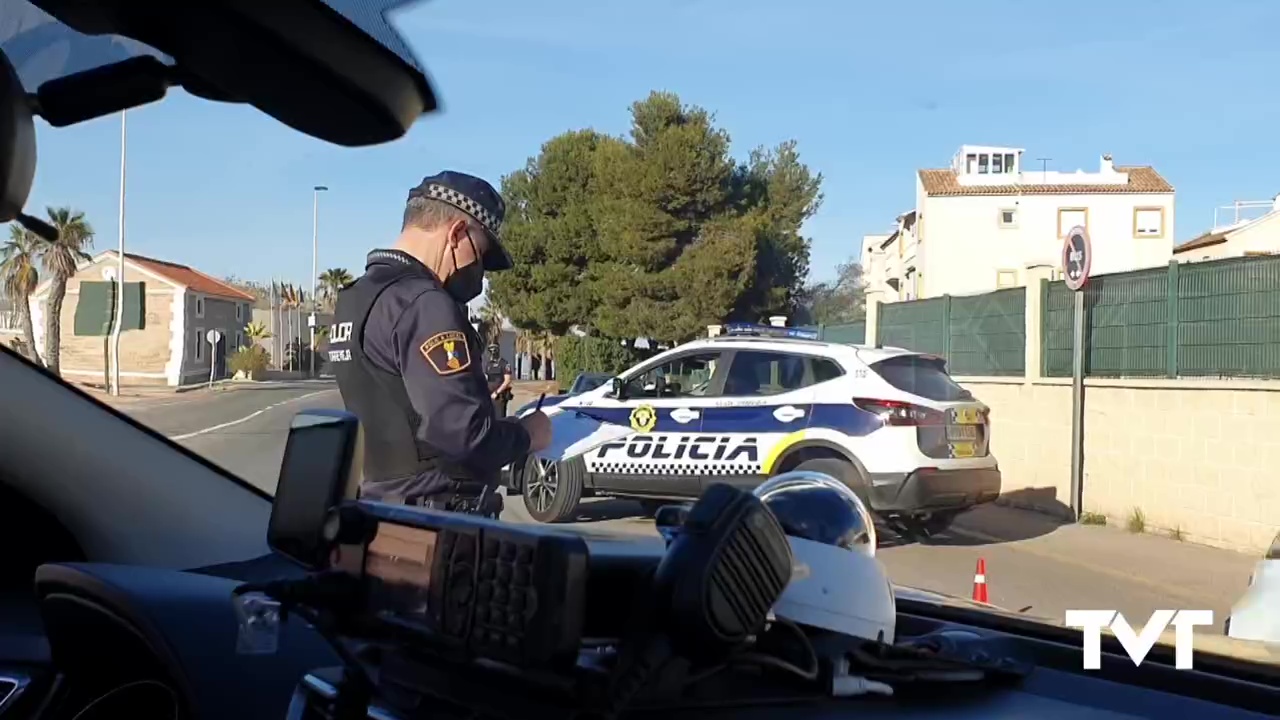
420,183,502,235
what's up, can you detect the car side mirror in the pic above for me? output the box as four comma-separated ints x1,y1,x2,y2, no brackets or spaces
611,377,628,400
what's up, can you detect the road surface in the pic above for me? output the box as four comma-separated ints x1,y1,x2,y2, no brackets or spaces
118,382,1259,634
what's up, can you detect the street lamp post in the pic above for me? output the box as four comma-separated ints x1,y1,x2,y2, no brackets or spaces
108,110,128,396
310,185,328,377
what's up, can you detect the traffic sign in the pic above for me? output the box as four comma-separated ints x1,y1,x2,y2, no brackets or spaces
1062,225,1092,291
206,329,223,345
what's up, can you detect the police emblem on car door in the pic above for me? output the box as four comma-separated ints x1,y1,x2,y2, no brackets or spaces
578,350,725,497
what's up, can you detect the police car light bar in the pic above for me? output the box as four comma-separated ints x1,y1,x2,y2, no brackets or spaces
722,323,820,340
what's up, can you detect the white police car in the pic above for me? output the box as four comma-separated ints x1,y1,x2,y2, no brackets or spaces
506,323,1001,536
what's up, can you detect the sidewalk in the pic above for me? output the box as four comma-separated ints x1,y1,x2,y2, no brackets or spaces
77,377,334,408
952,504,1260,610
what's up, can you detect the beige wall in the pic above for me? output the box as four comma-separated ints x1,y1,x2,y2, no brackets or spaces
36,259,176,385
959,377,1279,554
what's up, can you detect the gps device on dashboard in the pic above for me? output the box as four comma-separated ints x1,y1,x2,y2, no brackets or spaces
268,410,363,570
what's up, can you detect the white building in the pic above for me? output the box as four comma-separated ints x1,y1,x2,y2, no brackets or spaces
863,145,1176,299
861,210,920,300
1173,195,1280,262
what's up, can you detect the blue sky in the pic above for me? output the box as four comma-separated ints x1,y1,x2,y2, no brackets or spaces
21,0,1280,290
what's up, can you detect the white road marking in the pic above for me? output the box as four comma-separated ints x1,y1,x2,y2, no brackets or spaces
168,389,337,440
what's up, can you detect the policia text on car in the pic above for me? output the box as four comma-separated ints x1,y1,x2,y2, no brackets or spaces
328,171,552,516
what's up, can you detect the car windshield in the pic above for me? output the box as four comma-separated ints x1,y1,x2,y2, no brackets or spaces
5,0,1278,675
571,374,609,394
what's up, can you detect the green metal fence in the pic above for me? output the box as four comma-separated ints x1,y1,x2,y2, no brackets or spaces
800,321,866,344
877,289,1026,376
1043,255,1280,378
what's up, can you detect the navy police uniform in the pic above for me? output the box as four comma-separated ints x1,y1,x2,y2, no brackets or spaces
327,172,529,517
485,350,513,418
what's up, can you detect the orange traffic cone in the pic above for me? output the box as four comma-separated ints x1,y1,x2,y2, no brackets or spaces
972,558,988,603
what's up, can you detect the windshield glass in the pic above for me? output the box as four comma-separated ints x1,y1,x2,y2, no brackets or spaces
5,0,1277,675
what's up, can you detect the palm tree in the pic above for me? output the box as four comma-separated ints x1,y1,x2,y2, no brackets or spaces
1,225,43,365
516,329,557,380
39,207,94,375
243,320,272,344
317,267,354,312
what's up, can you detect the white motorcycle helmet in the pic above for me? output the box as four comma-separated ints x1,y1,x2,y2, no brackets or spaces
754,471,896,645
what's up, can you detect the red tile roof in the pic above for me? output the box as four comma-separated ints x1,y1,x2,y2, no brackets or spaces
1173,231,1228,254
918,166,1174,197
122,252,257,301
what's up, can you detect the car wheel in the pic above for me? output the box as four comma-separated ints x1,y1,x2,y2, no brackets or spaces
522,454,585,523
791,457,871,508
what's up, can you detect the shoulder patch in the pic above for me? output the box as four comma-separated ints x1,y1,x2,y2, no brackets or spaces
420,330,471,375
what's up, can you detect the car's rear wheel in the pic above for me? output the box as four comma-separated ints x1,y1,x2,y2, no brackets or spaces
522,455,584,523
790,457,871,508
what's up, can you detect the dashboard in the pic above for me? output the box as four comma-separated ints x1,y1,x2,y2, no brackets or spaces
9,558,1278,720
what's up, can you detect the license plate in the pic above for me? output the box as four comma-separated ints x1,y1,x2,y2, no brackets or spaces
946,425,979,441
952,407,983,425
950,442,976,458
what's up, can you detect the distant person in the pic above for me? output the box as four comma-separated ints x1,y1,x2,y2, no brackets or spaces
327,171,552,518
485,343,514,417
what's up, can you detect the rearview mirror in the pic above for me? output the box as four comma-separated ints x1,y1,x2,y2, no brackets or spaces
611,377,628,400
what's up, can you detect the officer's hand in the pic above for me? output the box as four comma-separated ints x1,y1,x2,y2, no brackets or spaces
519,410,553,453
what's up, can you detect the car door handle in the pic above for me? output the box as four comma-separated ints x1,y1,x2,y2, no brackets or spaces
773,406,805,423
670,408,700,424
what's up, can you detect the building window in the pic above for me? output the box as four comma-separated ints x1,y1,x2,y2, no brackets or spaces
965,154,976,174
235,331,244,349
978,154,989,174
194,295,205,318
996,270,1018,288
1003,153,1015,173
194,328,204,361
1133,207,1165,238
998,208,1018,228
1057,207,1088,237
235,303,243,321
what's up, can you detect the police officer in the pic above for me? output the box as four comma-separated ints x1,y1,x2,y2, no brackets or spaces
484,343,514,417
327,171,552,517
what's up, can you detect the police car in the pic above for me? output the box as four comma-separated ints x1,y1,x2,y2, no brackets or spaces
506,323,1001,536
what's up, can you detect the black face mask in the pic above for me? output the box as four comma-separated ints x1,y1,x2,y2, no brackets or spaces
443,235,485,304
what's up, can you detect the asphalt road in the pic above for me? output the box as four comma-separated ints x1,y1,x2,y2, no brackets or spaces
119,382,1261,635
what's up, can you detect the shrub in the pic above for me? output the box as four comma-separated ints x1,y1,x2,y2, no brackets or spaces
554,336,645,389
230,345,271,379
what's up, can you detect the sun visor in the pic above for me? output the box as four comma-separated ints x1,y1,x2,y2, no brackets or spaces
0,47,37,229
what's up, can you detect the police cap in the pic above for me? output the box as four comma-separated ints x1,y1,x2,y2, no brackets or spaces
408,171,513,271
